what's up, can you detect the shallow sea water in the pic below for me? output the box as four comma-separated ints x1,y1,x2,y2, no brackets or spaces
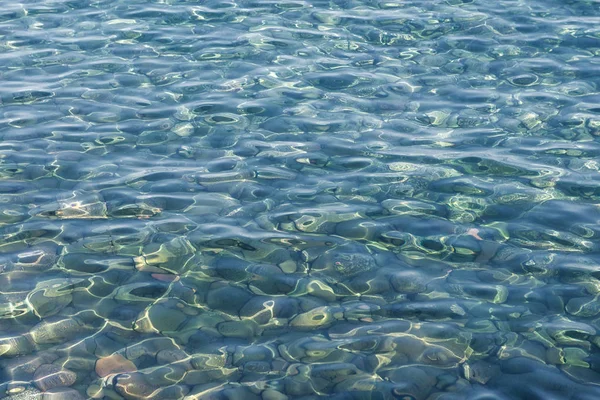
1,0,600,399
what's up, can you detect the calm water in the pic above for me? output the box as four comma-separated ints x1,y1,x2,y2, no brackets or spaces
1,0,600,399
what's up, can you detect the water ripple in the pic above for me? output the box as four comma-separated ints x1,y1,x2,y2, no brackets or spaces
1,0,600,399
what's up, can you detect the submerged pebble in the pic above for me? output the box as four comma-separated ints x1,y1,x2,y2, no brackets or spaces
95,354,137,378
32,364,76,391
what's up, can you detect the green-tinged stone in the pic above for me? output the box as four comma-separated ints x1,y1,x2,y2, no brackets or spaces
290,306,338,329
133,299,189,333
217,320,260,339
566,296,600,317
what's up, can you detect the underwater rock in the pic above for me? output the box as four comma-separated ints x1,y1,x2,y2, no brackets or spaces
29,317,90,345
0,335,36,357
311,241,378,279
113,372,158,400
95,354,137,378
32,364,76,391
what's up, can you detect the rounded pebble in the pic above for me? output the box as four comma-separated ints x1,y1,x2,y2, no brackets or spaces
33,364,76,391
95,354,137,378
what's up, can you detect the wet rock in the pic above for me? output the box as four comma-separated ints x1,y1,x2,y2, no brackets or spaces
133,236,195,275
27,289,72,319
133,299,189,333
14,247,58,271
462,360,501,384
239,296,277,325
232,345,274,366
217,320,260,339
261,388,288,400
156,349,192,370
206,284,253,315
125,337,178,362
0,335,37,357
114,372,158,400
29,317,88,345
55,358,95,380
95,354,137,378
190,351,228,371
113,282,170,304
566,296,600,317
85,382,103,399
312,242,377,278
143,365,187,386
290,306,339,329
491,357,600,400
379,366,437,400
388,268,430,294
92,334,127,358
218,386,261,400
152,384,190,399
32,364,76,391
447,282,509,304
0,352,58,381
183,368,239,386
378,300,469,320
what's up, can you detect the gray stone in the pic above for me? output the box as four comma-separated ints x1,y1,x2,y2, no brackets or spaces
33,364,76,391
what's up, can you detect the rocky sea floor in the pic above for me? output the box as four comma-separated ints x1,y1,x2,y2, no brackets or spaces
1,0,600,399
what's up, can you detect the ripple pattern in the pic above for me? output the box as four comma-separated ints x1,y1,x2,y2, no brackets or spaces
1,0,600,399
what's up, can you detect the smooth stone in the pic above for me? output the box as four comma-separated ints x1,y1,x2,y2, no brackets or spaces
262,388,289,400
190,352,227,370
114,372,158,400
290,306,336,329
33,364,76,391
86,382,103,399
0,352,58,381
92,334,127,358
389,269,429,294
217,320,259,339
29,318,87,345
312,242,377,278
125,337,176,361
143,365,187,386
206,285,252,315
462,360,501,384
152,384,190,399
55,356,97,374
134,300,188,333
566,296,600,317
28,290,72,318
239,296,276,325
219,386,261,400
156,349,192,370
240,360,271,374
279,260,297,274
95,354,137,378
12,249,54,272
233,345,274,365
380,366,436,400
0,334,36,357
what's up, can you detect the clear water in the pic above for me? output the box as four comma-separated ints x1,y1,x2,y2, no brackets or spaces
1,0,600,399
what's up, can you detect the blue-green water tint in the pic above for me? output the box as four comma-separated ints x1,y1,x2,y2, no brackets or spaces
1,0,600,399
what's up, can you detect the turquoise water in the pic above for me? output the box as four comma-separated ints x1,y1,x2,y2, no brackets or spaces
1,0,600,399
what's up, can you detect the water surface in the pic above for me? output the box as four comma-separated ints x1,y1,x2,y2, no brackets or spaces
1,0,600,399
